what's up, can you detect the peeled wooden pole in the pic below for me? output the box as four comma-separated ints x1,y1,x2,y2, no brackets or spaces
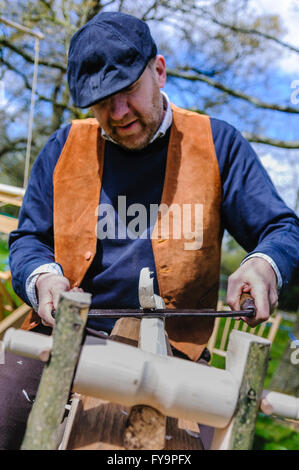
72,339,239,427
6,325,279,450
21,291,91,450
260,390,299,420
3,327,244,428
4,327,53,361
8,327,296,429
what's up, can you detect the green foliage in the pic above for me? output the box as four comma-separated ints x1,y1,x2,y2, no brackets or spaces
220,234,247,277
0,236,22,313
0,235,9,269
254,414,299,450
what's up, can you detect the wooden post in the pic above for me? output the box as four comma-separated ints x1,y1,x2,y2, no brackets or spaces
21,291,91,450
229,341,270,449
211,330,270,450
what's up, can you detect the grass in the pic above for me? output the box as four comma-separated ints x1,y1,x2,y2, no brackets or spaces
254,415,299,450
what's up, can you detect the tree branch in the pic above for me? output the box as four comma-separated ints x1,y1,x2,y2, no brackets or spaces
243,132,299,149
1,57,79,117
166,67,299,114
0,38,67,72
185,106,299,149
141,1,160,21
0,139,28,158
203,13,299,55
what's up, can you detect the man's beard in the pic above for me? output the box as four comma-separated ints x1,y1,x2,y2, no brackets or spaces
105,88,164,152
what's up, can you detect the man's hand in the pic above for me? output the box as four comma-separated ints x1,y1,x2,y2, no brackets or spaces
226,257,279,327
35,273,71,327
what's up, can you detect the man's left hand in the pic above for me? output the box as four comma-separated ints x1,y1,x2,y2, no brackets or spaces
226,257,279,327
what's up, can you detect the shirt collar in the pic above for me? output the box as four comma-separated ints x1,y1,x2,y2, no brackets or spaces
101,91,173,145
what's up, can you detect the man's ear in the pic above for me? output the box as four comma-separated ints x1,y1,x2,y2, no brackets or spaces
154,55,167,88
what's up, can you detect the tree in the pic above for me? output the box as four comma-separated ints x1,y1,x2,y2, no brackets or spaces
0,0,298,190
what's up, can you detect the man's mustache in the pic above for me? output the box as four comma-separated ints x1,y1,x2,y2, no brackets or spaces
109,115,142,128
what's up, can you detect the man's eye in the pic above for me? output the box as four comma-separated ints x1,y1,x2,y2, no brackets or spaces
95,99,107,109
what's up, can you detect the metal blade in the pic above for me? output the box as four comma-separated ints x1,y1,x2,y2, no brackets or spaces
75,308,255,319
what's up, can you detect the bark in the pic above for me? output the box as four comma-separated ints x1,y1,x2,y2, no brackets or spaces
21,291,91,450
229,341,270,450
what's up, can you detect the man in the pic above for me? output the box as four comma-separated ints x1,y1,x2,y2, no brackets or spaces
2,11,299,449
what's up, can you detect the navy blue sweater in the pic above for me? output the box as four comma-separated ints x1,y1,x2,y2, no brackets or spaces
9,117,299,330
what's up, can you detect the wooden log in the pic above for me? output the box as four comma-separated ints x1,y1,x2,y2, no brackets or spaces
124,404,166,450
21,291,91,450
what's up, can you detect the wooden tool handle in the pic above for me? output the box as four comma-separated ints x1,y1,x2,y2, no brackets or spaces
240,292,256,314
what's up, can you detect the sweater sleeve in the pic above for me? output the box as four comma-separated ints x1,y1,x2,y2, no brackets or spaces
8,124,71,305
210,117,299,290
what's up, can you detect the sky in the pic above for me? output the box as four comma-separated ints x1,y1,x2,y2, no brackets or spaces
251,0,298,73
246,0,299,213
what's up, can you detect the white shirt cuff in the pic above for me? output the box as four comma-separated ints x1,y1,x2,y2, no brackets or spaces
241,253,282,290
25,263,63,311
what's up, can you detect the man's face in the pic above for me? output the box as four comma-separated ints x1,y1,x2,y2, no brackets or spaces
91,55,167,151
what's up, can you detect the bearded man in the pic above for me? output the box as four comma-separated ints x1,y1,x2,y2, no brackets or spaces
2,12,299,450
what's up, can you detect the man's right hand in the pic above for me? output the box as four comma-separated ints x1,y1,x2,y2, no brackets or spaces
35,273,71,327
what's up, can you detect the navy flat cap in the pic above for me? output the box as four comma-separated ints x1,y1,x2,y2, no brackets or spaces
67,12,157,108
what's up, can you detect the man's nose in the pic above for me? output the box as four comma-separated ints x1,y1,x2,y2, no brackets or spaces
109,93,130,121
